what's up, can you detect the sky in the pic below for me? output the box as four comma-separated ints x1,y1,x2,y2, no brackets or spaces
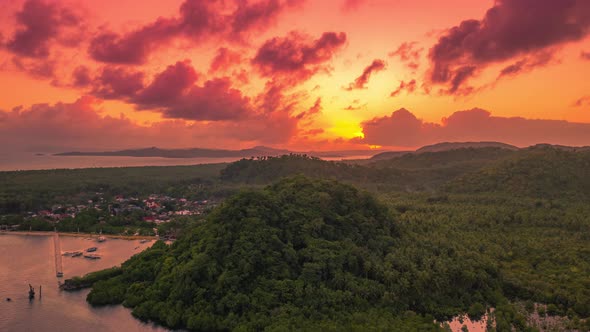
1,0,590,153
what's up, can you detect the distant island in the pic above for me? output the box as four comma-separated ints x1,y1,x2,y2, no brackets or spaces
55,146,384,159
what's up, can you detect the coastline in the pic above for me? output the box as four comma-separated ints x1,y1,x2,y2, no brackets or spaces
0,230,157,240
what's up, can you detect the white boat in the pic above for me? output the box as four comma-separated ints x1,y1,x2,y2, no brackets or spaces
97,236,106,242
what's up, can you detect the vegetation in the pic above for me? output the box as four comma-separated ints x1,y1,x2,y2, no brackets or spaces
0,163,226,214
4,146,590,330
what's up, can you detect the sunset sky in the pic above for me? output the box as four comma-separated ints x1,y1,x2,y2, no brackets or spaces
1,0,590,153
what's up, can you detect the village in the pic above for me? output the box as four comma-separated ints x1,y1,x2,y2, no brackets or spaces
1,192,217,233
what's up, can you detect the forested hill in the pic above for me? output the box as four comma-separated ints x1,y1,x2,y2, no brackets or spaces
83,177,503,330
447,148,590,198
219,154,373,183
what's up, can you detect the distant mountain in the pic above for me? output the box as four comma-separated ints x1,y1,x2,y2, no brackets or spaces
55,146,383,159
416,141,519,153
368,151,412,161
369,141,518,161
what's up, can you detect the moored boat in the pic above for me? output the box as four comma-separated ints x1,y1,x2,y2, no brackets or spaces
83,254,101,259
86,247,98,252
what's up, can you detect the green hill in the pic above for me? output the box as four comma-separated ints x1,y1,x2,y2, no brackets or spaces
219,154,373,183
83,177,502,330
447,148,590,198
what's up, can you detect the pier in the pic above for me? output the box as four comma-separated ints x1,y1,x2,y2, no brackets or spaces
53,232,63,277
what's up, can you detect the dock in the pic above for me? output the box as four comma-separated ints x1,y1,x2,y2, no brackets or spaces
53,232,63,277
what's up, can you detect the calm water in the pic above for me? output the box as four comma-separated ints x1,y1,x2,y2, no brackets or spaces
0,153,373,171
0,234,169,332
0,153,241,171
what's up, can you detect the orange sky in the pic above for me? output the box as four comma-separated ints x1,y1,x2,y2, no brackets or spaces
1,0,590,152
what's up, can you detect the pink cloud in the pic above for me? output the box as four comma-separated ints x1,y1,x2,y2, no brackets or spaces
91,66,145,100
0,96,301,153
252,31,347,84
390,79,417,97
209,47,242,74
389,41,422,70
133,60,198,108
357,108,590,147
429,0,590,94
72,66,92,87
345,59,386,90
4,0,82,58
87,0,301,65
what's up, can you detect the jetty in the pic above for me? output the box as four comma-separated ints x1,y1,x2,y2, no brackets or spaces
53,232,64,277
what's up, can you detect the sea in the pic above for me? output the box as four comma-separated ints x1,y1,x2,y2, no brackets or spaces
0,153,242,171
0,233,170,332
0,153,372,172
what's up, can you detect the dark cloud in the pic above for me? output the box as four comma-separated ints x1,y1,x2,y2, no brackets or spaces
390,79,417,97
72,66,92,87
252,31,347,83
91,67,145,100
581,51,590,60
88,18,179,65
357,108,590,147
160,78,252,121
5,0,81,58
133,60,198,108
429,0,590,94
389,42,422,70
231,0,281,36
345,59,386,90
88,0,300,65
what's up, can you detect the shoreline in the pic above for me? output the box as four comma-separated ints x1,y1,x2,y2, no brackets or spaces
0,230,157,240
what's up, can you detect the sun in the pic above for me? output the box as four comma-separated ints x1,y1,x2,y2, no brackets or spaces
328,119,364,139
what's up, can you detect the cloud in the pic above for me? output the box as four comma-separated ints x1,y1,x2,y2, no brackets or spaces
0,96,301,153
72,66,92,87
252,31,347,83
390,79,417,97
573,96,590,107
581,51,590,60
133,60,198,108
296,97,322,120
91,66,145,100
389,41,422,70
497,52,554,79
231,0,286,36
88,0,301,65
85,60,252,121
429,0,590,94
158,78,252,121
12,57,56,79
4,0,82,58
356,108,590,147
345,59,386,90
88,17,180,65
209,47,242,73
